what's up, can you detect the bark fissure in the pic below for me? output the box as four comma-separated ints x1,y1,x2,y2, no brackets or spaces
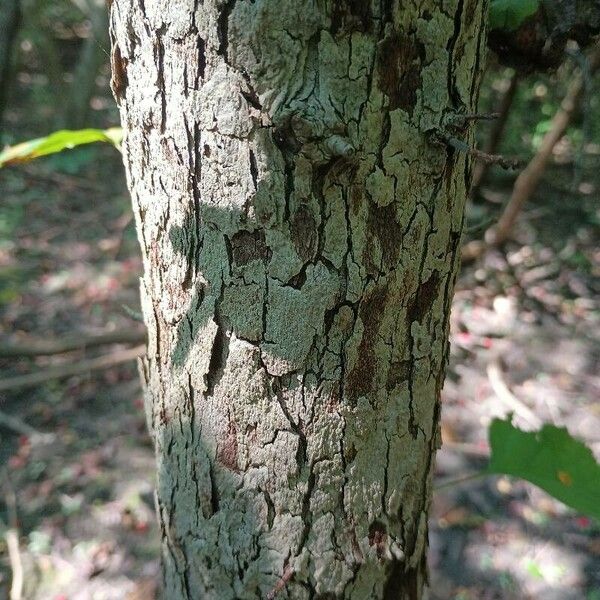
217,0,237,61
447,0,466,109
204,321,230,396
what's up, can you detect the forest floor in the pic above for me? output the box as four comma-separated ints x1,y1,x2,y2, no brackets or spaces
1,101,600,600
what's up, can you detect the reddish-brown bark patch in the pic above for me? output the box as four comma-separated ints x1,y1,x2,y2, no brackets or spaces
368,520,388,558
230,229,271,266
346,284,388,404
290,204,318,262
331,0,372,35
366,201,403,272
378,32,425,114
407,271,440,325
216,420,239,471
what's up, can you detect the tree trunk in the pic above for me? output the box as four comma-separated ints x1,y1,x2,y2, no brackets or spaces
0,0,21,134
109,1,487,598
66,0,110,128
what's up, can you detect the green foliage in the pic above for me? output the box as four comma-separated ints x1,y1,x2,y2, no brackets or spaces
0,128,122,168
489,0,540,31
487,418,600,520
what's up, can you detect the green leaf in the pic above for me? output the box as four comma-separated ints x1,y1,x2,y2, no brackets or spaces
490,0,540,31
487,418,600,520
0,128,123,168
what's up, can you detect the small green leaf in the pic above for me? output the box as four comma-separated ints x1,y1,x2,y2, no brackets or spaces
0,128,122,168
524,559,544,580
490,0,540,31
487,418,600,520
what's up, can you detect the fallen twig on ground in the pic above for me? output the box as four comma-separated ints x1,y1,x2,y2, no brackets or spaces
2,475,23,600
487,361,541,429
442,441,490,458
0,328,146,358
434,471,487,492
0,345,145,394
0,410,54,443
267,564,295,600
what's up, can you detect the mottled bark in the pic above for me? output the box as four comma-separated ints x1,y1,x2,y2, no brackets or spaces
110,1,487,598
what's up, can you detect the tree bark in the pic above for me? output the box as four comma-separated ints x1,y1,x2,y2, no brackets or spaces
109,1,487,597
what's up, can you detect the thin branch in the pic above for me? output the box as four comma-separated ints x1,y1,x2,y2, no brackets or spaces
434,471,487,492
442,440,490,458
0,328,146,358
440,134,522,170
0,410,54,443
0,345,145,394
267,564,294,600
471,70,520,197
469,146,521,170
3,476,23,600
121,304,144,323
459,112,501,122
5,529,22,600
463,46,600,262
486,52,597,247
19,164,101,193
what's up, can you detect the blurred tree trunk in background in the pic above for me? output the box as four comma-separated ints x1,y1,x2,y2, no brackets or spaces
0,0,21,135
66,0,109,128
109,1,487,597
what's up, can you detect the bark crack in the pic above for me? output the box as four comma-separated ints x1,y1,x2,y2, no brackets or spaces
155,25,168,133
446,0,466,109
217,0,237,62
204,320,230,396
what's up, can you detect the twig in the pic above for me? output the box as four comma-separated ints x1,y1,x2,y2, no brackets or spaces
5,529,22,600
447,112,501,128
459,112,501,122
121,304,145,323
19,164,100,193
440,134,521,169
468,146,521,170
442,440,490,458
0,345,145,394
108,211,135,260
465,46,600,263
0,328,146,358
471,71,520,197
486,361,541,429
267,564,294,600
434,471,487,492
0,410,54,443
3,475,23,600
465,216,496,234
486,58,594,247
